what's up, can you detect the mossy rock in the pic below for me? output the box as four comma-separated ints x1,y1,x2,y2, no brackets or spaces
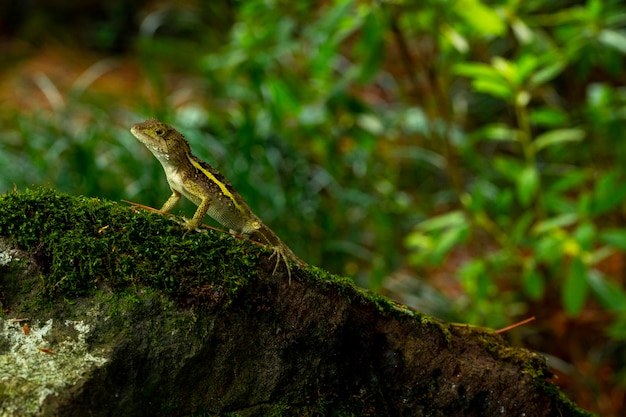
0,188,594,416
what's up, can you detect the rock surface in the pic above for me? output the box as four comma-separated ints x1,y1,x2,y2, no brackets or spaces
0,189,593,416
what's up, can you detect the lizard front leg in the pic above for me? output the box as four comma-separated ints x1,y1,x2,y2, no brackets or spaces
185,196,212,231
160,191,182,213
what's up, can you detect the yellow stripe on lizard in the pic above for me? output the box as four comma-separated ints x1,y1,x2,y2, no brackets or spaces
187,154,245,213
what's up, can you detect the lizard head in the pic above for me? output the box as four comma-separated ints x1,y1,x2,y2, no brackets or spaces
130,118,192,165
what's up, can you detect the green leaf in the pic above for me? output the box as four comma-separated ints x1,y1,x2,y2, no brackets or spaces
475,267,492,300
523,267,545,300
391,146,446,170
529,61,566,89
588,270,626,312
607,315,626,340
591,171,626,215
548,169,586,193
354,9,385,83
534,128,585,151
511,211,534,243
534,235,563,263
473,79,513,100
543,193,577,214
415,210,466,232
357,114,384,135
516,165,539,207
600,229,626,250
516,90,531,107
265,79,300,116
529,107,569,128
454,0,506,36
474,123,520,142
431,224,469,264
454,62,513,100
494,157,524,181
442,25,469,53
491,57,515,81
405,231,432,251
460,259,489,299
563,257,588,317
589,246,613,266
587,83,612,108
454,62,501,81
598,29,626,54
513,54,539,85
574,221,595,251
511,17,533,44
532,213,578,235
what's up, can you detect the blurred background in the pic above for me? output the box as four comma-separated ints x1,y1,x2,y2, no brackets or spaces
1,0,625,414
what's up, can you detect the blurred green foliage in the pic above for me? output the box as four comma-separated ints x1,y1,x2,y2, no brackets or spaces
402,0,626,332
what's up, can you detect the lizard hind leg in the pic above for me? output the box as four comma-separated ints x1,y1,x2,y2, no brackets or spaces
269,248,292,285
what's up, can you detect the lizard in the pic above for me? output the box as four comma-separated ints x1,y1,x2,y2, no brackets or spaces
130,118,304,281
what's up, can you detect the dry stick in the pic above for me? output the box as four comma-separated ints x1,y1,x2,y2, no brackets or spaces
449,316,536,334
495,316,536,334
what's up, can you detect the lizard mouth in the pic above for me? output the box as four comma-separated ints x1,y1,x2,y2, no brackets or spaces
129,126,146,140
130,127,170,161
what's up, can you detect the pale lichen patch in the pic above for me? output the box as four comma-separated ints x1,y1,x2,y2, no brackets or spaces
0,318,108,416
0,248,20,267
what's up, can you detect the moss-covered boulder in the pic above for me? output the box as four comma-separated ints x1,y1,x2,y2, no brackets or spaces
0,189,593,416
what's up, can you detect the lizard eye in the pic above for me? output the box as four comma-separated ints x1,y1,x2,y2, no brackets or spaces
155,128,165,136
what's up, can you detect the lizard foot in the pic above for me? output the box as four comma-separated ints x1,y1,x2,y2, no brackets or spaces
268,248,293,285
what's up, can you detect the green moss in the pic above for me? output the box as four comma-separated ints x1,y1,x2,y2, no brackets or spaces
0,188,269,304
0,188,425,317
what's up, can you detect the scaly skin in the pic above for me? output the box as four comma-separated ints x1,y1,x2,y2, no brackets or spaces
130,118,304,279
